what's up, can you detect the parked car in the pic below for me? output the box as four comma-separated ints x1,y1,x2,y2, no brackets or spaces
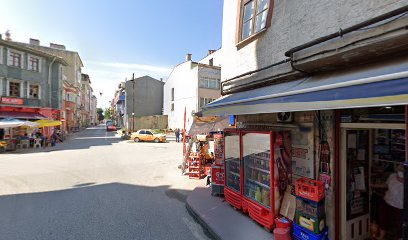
106,121,116,131
130,129,166,143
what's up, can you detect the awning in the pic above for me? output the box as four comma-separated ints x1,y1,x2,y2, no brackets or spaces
0,111,46,120
203,56,408,116
0,118,40,128
35,119,62,127
188,116,230,136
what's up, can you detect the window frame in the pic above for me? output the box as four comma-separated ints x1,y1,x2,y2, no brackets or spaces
0,46,3,65
236,0,274,48
7,49,24,68
27,54,41,72
28,83,41,99
199,77,221,90
8,80,23,98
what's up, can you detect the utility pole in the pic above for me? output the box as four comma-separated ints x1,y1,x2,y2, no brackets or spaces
132,73,135,132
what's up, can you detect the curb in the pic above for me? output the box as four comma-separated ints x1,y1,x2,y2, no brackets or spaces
185,200,222,240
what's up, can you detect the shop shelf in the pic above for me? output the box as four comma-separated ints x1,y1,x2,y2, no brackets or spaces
230,171,240,177
247,165,270,174
247,178,270,189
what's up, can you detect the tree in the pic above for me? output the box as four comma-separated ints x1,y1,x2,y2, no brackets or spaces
104,108,112,120
96,108,104,121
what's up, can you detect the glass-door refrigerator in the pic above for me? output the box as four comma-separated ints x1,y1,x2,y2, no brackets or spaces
224,129,242,209
242,130,291,230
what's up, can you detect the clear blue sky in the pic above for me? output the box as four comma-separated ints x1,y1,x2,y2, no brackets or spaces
0,0,224,108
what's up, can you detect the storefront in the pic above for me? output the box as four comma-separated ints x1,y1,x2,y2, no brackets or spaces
201,56,408,239
338,107,406,239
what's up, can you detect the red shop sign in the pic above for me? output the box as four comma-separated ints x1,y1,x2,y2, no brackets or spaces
1,97,24,105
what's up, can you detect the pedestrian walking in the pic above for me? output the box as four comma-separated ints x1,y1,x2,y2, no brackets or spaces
175,128,180,142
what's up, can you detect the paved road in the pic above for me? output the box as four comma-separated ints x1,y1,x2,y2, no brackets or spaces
0,126,210,240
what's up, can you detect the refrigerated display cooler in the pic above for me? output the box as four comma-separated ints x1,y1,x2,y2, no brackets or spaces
223,129,292,230
224,130,242,209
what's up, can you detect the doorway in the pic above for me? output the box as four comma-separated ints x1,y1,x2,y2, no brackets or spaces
340,124,406,240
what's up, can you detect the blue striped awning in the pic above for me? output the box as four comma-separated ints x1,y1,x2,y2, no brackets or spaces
202,57,408,116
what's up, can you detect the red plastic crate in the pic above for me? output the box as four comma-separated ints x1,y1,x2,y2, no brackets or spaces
295,178,325,202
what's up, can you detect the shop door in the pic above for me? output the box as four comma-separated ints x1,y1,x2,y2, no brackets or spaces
340,129,370,240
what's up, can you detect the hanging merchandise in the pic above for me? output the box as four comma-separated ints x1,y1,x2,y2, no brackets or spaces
318,111,332,189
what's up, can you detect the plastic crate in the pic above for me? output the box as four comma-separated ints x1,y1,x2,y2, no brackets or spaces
295,211,325,234
296,196,325,219
295,178,325,202
293,223,328,240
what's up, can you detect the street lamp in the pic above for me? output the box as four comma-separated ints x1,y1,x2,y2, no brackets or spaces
132,112,135,132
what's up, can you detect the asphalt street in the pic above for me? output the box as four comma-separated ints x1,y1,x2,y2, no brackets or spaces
0,125,210,240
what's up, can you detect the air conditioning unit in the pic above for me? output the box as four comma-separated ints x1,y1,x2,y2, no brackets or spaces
277,112,293,123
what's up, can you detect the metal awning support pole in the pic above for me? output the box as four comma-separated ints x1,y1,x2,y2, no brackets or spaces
183,107,186,156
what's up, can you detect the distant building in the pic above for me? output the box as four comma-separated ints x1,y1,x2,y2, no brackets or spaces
15,38,84,130
113,82,126,128
0,36,67,136
80,73,93,127
125,76,164,131
163,50,222,131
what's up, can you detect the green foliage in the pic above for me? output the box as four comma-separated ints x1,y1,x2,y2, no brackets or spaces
104,108,112,120
97,108,105,121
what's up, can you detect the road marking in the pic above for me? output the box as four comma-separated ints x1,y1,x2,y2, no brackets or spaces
182,217,208,240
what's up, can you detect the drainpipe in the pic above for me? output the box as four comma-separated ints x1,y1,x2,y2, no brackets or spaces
48,57,57,110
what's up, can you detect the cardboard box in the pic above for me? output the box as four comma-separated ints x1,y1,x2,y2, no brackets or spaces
280,188,297,220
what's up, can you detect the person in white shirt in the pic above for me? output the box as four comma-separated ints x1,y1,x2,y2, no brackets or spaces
376,164,404,240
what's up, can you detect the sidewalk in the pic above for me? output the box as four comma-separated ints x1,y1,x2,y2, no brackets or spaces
186,187,275,240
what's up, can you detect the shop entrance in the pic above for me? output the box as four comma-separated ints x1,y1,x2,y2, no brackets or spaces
340,124,406,240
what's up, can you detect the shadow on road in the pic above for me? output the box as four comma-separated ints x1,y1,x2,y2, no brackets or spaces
0,183,199,240
6,126,124,155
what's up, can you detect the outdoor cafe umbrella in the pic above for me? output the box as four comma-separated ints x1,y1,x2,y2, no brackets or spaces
21,121,40,128
35,119,62,127
0,118,25,128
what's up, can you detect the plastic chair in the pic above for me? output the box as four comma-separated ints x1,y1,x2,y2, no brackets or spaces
21,140,30,149
15,140,22,149
34,139,42,148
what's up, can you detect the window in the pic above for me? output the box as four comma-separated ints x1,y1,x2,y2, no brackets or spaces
29,85,39,99
145,131,152,135
239,0,271,42
171,88,174,101
8,50,22,68
199,77,221,90
199,97,215,108
9,82,21,97
171,103,174,111
28,56,40,72
139,130,146,134
0,47,3,64
209,58,213,66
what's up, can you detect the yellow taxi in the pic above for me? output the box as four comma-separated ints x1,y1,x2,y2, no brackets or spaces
130,129,166,143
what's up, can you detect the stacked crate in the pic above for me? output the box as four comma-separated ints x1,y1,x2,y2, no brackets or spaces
293,178,328,240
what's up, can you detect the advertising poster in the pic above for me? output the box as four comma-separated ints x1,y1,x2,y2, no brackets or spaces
291,124,314,179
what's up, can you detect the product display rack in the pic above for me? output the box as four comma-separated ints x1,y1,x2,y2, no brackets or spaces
188,153,203,179
241,131,276,230
224,129,242,209
223,129,292,230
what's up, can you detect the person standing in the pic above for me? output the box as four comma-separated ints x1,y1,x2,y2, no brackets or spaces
175,128,180,143
375,164,404,240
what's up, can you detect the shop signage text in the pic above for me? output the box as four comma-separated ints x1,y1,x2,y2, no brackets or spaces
1,97,24,105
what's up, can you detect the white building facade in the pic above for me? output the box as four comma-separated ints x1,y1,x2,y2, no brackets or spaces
163,51,222,131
